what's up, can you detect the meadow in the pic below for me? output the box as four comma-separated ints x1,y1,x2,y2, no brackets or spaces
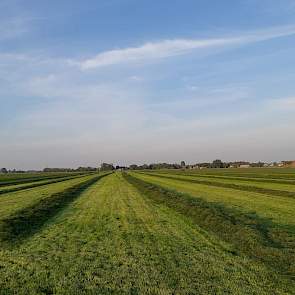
0,169,294,294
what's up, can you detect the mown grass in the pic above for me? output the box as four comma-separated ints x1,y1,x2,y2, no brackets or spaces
134,172,295,227
0,172,84,187
0,174,108,246
0,175,104,230
0,174,90,195
151,170,295,186
175,168,295,179
124,173,295,280
142,172,295,198
0,173,292,294
183,173,295,185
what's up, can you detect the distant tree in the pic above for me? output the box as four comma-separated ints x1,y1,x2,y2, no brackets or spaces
0,168,8,173
181,161,186,167
100,163,114,171
212,159,223,168
129,164,138,170
76,167,97,172
250,162,264,168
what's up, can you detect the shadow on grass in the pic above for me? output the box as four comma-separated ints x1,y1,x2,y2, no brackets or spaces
0,173,110,246
124,173,295,278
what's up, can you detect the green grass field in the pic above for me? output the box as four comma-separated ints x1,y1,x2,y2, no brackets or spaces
0,169,294,294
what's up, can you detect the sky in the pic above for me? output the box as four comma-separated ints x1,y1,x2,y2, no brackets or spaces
0,0,295,169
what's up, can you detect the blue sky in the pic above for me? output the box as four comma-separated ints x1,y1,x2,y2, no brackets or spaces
1,0,295,169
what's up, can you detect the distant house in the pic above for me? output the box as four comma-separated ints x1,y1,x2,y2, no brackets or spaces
229,163,239,168
239,164,250,168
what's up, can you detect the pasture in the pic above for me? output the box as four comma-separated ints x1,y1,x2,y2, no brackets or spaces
0,169,294,294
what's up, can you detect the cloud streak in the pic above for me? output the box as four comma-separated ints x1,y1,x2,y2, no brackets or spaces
79,25,295,69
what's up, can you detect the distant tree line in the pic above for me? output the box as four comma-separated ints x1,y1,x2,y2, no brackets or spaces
126,160,283,170
0,168,26,173
1,159,292,174
128,163,184,170
43,167,98,172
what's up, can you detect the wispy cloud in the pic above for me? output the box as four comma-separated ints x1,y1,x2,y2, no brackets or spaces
79,38,235,69
1,18,295,168
79,25,295,69
0,17,33,40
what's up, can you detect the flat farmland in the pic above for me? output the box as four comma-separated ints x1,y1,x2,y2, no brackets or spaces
0,169,294,294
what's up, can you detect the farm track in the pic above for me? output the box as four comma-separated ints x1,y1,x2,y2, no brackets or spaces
143,172,295,199
0,174,90,196
0,174,108,245
0,172,293,294
124,173,295,279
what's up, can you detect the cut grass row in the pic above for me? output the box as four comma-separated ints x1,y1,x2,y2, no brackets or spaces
132,173,295,230
0,174,93,195
142,172,295,198
0,174,107,231
153,170,295,186
0,173,292,294
160,168,295,180
124,173,295,280
0,172,84,186
0,173,109,246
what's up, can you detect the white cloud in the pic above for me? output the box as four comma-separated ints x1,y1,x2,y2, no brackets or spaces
186,85,199,91
79,25,295,69
0,17,34,40
1,23,295,168
79,38,236,69
129,75,144,81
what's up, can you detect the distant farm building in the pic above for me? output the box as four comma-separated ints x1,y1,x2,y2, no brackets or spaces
239,164,250,168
